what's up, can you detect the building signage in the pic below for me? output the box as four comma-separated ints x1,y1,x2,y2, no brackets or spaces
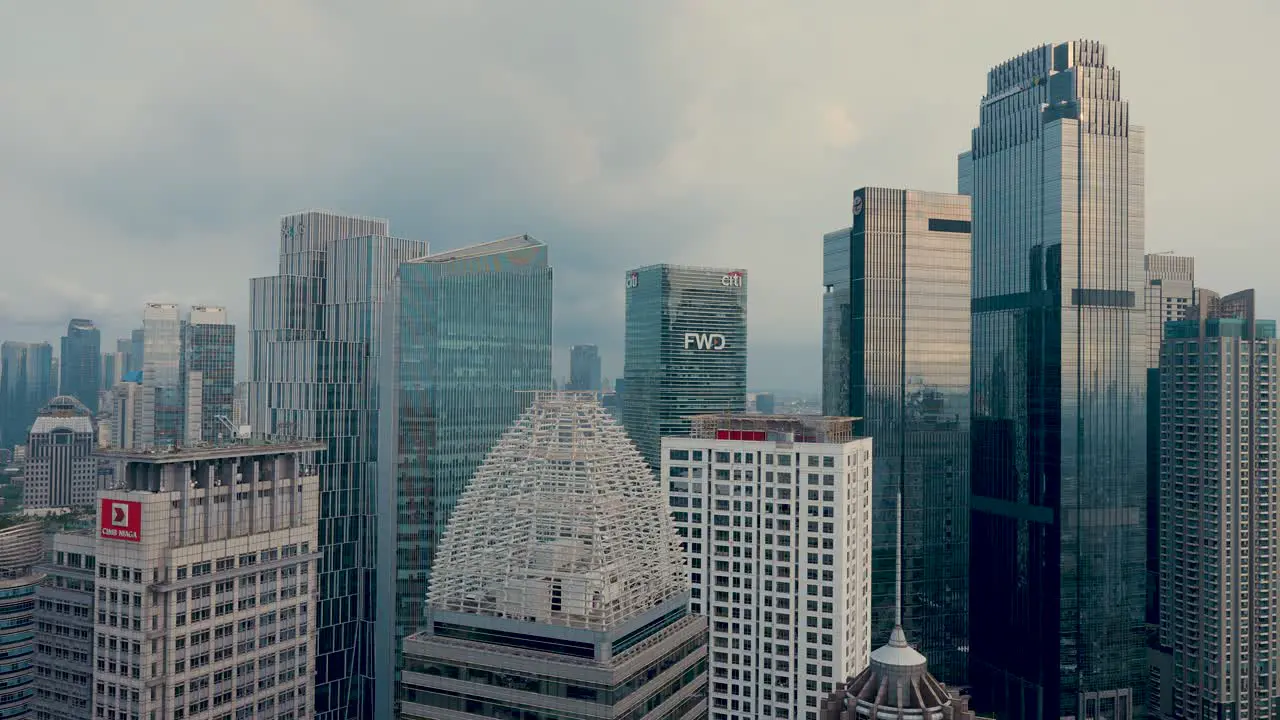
100,499,142,542
721,271,744,288
626,272,639,289
851,195,864,216
684,333,727,350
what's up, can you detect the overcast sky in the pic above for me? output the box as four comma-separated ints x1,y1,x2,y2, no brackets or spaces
2,1,1277,391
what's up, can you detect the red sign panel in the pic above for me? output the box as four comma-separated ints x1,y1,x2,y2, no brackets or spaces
100,499,142,542
715,430,767,441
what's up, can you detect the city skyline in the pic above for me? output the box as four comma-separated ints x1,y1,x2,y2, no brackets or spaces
3,5,1276,392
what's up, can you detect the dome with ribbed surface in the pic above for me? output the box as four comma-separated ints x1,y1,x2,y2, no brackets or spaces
426,391,688,632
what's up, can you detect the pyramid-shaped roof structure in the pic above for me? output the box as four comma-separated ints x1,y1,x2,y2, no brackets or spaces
427,391,688,632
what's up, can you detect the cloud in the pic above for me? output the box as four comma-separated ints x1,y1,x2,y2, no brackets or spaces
2,1,1279,390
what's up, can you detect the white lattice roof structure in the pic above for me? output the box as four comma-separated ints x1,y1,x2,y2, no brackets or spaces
427,391,688,632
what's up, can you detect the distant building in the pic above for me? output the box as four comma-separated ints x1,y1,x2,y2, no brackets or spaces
181,305,235,443
23,396,96,509
665,414,873,719
399,392,708,720
107,372,148,450
93,443,322,720
60,319,101,414
375,235,552,715
568,344,602,391
754,392,775,414
127,329,144,375
139,303,182,448
1,341,55,449
33,529,96,720
0,521,47,719
1158,290,1277,718
623,264,748,471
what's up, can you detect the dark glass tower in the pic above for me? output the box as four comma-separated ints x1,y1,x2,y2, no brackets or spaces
622,264,747,472
568,343,602,391
0,341,55,448
181,306,236,442
822,187,972,684
374,235,552,719
249,210,428,720
60,318,101,413
959,40,1146,720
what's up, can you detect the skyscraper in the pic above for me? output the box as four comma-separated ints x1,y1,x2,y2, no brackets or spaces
60,318,101,413
664,414,873,719
1,341,55,449
1158,290,1277,718
181,305,235,443
1141,253,1197,637
960,40,1146,719
249,210,427,720
139,303,182,448
0,521,46,720
374,235,552,719
23,395,96,509
623,264,748,471
822,187,972,683
127,329,144,374
568,343,602,391
33,530,96,720
398,392,708,719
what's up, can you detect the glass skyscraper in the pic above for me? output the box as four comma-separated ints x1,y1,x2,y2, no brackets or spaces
622,264,747,471
568,343,602,391
960,40,1146,720
249,210,428,720
140,303,183,448
181,305,235,442
1,341,54,449
822,187,972,684
374,235,552,719
60,318,101,413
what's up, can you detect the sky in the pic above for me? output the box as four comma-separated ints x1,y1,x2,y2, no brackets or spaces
2,1,1278,392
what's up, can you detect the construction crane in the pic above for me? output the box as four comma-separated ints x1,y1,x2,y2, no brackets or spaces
215,415,250,442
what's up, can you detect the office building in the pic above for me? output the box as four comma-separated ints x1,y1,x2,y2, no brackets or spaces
101,350,125,393
106,372,148,450
139,303,183,449
623,264,748,471
248,210,427,720
182,305,236,443
127,330,144,375
821,187,971,683
664,414,872,720
568,343,602,391
959,40,1146,719
60,318,101,414
34,529,96,720
0,520,48,719
1157,290,1277,718
1,341,55,449
399,392,708,720
23,396,96,509
754,392,776,414
374,235,552,717
92,442,322,720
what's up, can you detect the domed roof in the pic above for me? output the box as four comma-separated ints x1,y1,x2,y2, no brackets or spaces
30,396,94,435
823,625,954,720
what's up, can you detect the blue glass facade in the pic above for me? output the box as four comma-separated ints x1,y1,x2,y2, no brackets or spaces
181,313,236,443
249,211,428,720
0,342,54,449
59,319,100,414
821,187,972,684
374,236,552,719
568,344,602,392
622,264,747,472
961,40,1147,720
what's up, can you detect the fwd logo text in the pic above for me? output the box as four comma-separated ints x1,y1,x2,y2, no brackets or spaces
684,333,727,350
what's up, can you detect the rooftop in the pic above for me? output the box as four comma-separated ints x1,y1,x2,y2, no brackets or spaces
409,234,543,264
95,441,325,465
687,414,861,444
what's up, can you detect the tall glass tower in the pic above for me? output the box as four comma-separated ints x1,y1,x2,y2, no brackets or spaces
249,210,428,720
0,341,54,448
373,235,552,719
181,305,235,442
622,264,747,471
140,303,182,448
60,318,101,413
822,187,972,684
568,343,602,391
960,40,1147,720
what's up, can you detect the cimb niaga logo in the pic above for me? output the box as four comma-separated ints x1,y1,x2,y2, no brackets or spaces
721,271,744,287
100,499,142,543
684,332,727,351
626,272,639,289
